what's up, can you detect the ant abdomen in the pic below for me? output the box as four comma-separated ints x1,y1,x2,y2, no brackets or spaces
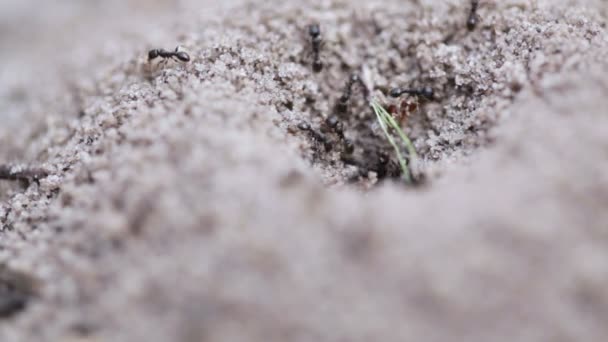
148,49,160,60
309,24,321,38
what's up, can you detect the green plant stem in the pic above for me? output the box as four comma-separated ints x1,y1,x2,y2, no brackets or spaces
370,100,417,183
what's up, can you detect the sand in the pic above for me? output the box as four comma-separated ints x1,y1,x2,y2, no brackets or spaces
1,0,608,341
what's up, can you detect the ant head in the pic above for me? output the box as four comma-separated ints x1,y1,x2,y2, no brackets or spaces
308,24,321,38
389,88,404,98
148,49,159,60
175,51,191,62
420,87,434,99
325,115,339,128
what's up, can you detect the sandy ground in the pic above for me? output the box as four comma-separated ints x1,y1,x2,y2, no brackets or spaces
1,0,608,341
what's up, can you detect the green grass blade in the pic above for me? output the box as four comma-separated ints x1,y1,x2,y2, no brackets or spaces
370,100,413,183
382,111,418,160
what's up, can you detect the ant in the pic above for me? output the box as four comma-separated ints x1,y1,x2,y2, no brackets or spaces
0,165,48,184
325,114,355,155
297,122,331,151
148,46,190,63
336,74,365,114
467,0,480,31
389,87,435,100
308,24,323,72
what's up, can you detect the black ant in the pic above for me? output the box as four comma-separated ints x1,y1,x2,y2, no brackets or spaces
324,115,357,157
148,46,191,63
467,0,480,31
0,165,48,184
308,24,323,72
336,74,364,114
389,87,435,100
326,115,353,151
297,122,331,151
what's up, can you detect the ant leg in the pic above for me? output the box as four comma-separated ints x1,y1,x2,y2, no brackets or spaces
159,58,169,69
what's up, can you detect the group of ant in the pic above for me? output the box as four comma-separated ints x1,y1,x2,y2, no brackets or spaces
0,1,481,186
300,25,435,182
298,1,482,183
